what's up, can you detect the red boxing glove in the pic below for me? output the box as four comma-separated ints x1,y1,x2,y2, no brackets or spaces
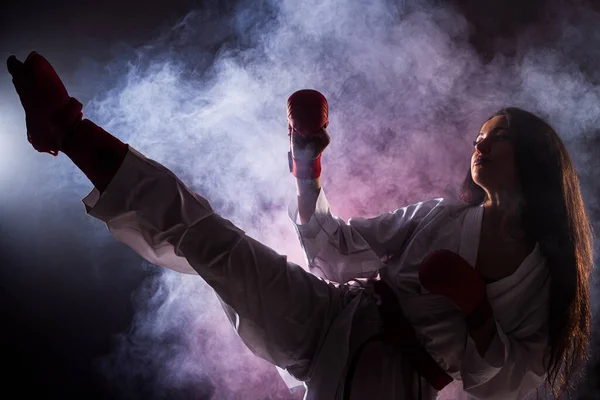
287,89,328,136
287,89,329,179
7,52,82,156
418,250,488,316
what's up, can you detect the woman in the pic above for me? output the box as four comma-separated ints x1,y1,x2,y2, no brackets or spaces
287,91,593,399
7,52,592,399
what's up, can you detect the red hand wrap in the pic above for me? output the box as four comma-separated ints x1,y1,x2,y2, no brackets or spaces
289,152,322,180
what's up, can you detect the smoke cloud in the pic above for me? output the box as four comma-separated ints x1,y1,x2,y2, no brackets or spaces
3,0,599,398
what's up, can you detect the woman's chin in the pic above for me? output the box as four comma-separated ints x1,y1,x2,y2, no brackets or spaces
471,171,487,184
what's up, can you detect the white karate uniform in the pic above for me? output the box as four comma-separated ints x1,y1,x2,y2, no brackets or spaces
288,186,551,400
82,147,550,400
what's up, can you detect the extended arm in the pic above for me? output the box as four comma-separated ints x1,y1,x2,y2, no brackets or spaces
296,178,321,224
291,188,444,282
461,302,549,399
286,90,329,225
419,249,550,399
287,90,443,282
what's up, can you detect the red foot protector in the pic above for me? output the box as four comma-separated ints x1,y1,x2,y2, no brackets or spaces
7,52,82,156
8,52,128,191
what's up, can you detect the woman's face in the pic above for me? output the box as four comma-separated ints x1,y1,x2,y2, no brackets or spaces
471,115,520,195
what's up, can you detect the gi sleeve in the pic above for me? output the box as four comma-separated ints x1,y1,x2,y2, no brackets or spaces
82,147,343,381
288,189,444,283
460,270,550,399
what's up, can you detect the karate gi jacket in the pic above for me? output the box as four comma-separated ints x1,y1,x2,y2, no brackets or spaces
82,147,550,399
288,186,551,399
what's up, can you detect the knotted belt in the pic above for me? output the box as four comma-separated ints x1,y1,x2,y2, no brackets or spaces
372,279,453,391
344,279,453,399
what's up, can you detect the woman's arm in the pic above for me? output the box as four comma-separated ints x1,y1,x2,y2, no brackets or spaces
296,178,321,224
287,91,445,282
461,319,548,399
461,284,550,399
461,268,550,399
291,188,444,283
287,90,329,225
465,299,498,358
420,249,550,399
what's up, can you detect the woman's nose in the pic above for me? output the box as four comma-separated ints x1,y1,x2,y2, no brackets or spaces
475,137,491,154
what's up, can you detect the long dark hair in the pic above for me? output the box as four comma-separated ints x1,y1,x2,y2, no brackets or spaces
460,107,593,396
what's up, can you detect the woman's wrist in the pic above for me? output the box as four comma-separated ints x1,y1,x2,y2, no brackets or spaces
289,152,322,180
465,298,497,356
296,178,321,196
465,296,493,330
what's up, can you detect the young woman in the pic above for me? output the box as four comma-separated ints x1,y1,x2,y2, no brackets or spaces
7,52,592,399
288,90,593,399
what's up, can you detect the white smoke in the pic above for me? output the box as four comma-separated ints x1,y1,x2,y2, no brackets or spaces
5,0,598,398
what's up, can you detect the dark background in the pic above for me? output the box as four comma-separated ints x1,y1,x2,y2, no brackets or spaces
0,2,208,398
1,0,599,399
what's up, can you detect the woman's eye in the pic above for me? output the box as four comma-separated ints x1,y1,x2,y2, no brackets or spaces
472,135,510,147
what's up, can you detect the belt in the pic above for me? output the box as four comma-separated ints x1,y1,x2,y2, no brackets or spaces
372,279,453,392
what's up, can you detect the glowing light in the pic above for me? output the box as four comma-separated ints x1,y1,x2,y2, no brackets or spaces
0,103,25,188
